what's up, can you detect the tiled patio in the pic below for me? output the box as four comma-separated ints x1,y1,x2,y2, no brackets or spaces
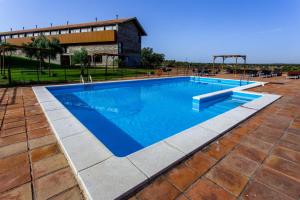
0,87,84,199
0,75,299,200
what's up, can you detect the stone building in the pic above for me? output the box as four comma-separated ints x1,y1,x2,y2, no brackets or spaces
0,17,147,67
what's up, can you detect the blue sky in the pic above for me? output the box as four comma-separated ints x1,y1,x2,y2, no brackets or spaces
0,0,299,63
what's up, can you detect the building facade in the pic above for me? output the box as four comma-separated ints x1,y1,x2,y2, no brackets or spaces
0,17,146,67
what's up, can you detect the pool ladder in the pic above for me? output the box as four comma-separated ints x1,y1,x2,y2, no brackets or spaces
239,74,251,86
80,75,93,84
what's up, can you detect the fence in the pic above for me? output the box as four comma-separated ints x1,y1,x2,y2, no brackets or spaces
0,64,195,87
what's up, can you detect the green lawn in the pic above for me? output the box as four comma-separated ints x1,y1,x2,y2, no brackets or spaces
0,57,154,86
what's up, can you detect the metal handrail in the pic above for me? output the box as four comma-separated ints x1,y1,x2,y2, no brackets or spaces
80,75,85,84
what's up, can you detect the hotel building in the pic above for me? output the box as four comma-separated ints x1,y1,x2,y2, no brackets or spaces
0,17,147,67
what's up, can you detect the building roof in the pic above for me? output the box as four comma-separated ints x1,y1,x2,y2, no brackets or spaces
0,17,147,36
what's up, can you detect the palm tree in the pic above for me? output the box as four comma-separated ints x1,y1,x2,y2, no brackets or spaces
22,35,63,75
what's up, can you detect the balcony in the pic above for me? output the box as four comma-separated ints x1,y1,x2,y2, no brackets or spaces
6,30,116,46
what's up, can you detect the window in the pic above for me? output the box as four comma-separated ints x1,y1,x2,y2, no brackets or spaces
93,26,104,31
19,34,25,38
33,32,40,37
94,55,102,63
5,35,10,39
43,32,50,36
105,26,114,30
27,33,33,37
0,36,5,41
71,29,80,33
51,31,59,35
60,30,69,34
12,34,18,38
81,28,91,32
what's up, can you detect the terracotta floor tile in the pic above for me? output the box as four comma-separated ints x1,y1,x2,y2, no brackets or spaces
26,114,47,125
228,125,252,136
278,140,300,152
264,155,300,181
281,133,300,146
219,153,259,177
201,139,234,160
32,153,68,179
0,133,26,148
4,111,24,119
136,177,181,200
185,178,235,200
223,131,245,143
0,183,32,200
205,164,248,196
264,116,293,130
250,125,284,143
0,152,28,173
287,128,300,136
30,143,60,162
0,154,31,193
0,126,26,137
240,135,273,153
25,108,43,115
272,146,300,164
29,135,56,150
33,167,77,200
164,163,199,191
232,144,267,163
0,142,27,159
49,186,83,200
242,181,293,200
26,121,49,132
254,167,300,199
27,126,52,140
128,196,138,200
1,120,25,130
3,116,25,124
185,152,216,176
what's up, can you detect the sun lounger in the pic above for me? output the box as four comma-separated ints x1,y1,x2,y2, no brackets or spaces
287,71,300,79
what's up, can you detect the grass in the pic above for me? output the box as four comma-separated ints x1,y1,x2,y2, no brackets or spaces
0,56,154,86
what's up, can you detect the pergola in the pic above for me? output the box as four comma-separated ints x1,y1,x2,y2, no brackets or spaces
212,54,247,74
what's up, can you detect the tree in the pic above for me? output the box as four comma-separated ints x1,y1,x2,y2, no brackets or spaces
71,48,89,76
141,47,165,68
0,42,16,76
23,35,63,75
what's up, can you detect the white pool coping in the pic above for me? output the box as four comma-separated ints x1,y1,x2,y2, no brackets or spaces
33,76,280,200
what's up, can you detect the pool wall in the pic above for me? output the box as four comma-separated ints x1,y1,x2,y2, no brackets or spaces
33,76,280,200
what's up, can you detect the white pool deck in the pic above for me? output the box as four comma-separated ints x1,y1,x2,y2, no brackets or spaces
33,76,281,200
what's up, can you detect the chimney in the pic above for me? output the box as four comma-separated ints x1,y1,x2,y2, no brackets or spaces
67,21,69,25
95,17,98,22
10,28,12,31
35,25,38,29
116,14,119,19
50,23,53,27
22,27,25,30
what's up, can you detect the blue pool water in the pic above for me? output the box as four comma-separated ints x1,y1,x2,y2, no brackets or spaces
48,77,259,156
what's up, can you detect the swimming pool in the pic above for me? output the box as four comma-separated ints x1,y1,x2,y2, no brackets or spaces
35,76,281,199
47,77,259,156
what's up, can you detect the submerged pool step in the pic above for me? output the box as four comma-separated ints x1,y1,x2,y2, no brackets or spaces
192,91,233,111
192,91,261,111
